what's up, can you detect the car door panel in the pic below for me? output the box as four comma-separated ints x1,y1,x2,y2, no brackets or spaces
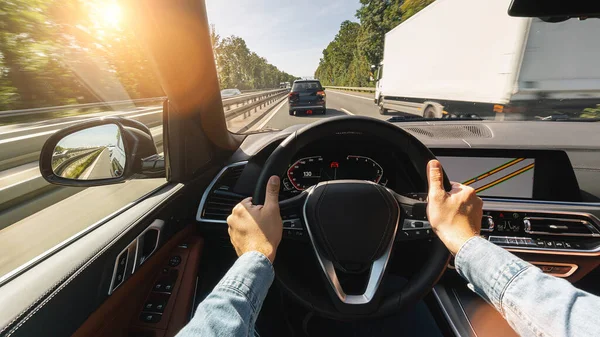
0,183,185,337
72,226,203,337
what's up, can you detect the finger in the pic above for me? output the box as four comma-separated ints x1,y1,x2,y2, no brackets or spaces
427,160,446,200
264,175,280,208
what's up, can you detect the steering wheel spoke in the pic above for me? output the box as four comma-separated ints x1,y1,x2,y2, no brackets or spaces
388,191,436,241
279,189,310,241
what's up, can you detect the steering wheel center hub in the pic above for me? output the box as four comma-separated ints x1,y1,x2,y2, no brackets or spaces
304,180,400,273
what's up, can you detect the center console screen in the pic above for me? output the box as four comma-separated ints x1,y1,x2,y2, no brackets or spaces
438,157,535,199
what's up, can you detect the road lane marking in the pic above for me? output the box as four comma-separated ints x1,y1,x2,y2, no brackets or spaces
0,130,57,144
340,108,355,115
0,167,39,182
327,90,374,101
0,175,41,192
254,99,288,130
0,107,162,136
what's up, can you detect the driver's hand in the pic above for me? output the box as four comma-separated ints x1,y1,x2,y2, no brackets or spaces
227,176,283,263
426,160,483,255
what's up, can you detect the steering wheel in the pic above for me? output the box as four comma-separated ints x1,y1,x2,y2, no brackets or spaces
253,116,451,319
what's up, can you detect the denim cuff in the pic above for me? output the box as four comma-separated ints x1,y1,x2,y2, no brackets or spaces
216,251,275,313
455,236,531,312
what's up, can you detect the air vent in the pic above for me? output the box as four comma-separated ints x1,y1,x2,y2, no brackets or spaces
524,217,600,237
403,124,492,139
198,163,247,222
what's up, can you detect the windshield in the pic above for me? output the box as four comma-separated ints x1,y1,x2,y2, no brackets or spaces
205,0,600,134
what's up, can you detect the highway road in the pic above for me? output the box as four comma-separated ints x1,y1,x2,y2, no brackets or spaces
80,148,112,180
249,90,383,131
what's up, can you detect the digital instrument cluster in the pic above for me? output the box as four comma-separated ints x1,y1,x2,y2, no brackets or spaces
281,155,387,195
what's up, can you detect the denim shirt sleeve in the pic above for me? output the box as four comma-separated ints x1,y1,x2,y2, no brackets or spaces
176,251,274,337
455,236,600,337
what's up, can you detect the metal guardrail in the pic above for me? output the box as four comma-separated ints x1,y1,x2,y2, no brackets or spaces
324,86,376,93
0,88,281,119
223,89,289,120
0,97,167,118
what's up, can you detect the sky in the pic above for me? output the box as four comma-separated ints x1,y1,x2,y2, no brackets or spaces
58,124,119,149
205,0,361,78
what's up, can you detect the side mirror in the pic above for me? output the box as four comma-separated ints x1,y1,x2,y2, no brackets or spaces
40,117,163,187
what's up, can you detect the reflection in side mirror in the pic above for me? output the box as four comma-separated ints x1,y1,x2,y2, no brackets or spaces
51,124,126,180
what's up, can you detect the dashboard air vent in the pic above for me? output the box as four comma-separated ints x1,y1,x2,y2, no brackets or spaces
403,124,492,139
524,217,600,237
200,163,247,221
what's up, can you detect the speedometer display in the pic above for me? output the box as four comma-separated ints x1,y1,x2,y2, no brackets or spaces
286,155,383,191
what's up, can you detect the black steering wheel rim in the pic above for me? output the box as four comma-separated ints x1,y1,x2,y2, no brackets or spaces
253,116,451,319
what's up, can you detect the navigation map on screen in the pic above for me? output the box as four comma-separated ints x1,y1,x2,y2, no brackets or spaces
437,157,535,199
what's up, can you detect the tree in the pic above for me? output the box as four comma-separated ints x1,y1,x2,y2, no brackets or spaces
355,0,403,68
315,0,436,87
400,0,436,21
315,21,363,86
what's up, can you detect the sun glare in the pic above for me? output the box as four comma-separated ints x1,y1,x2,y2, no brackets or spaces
98,2,122,29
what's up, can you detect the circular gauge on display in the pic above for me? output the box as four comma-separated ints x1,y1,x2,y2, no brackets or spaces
339,155,383,184
287,156,324,190
286,155,384,191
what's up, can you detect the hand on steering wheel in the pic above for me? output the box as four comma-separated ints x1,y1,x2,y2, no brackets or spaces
226,176,283,263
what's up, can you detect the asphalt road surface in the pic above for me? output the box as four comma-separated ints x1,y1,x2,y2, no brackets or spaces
81,148,112,180
250,90,384,131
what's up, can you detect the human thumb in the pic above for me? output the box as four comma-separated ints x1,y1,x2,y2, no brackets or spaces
264,175,280,208
427,160,445,200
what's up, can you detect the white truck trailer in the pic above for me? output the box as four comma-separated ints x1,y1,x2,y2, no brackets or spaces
374,0,600,119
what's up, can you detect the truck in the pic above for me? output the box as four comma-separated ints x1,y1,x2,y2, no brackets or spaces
374,0,600,119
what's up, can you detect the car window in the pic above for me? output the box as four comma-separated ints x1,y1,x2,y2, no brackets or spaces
0,0,166,279
292,82,323,92
206,0,600,135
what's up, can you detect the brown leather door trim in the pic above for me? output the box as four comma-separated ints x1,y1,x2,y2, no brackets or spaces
72,225,203,337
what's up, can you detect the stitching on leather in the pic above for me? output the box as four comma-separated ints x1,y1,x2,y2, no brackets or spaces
3,188,179,336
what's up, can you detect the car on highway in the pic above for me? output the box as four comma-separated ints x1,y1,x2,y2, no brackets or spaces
288,80,326,115
1,1,600,337
220,88,242,98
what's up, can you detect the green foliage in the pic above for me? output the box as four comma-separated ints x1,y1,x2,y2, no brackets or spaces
581,105,600,118
315,0,435,87
212,28,296,90
0,0,165,111
0,1,290,113
401,0,437,21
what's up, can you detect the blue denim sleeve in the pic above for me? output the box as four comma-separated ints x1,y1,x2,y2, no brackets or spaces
176,251,274,337
455,236,600,337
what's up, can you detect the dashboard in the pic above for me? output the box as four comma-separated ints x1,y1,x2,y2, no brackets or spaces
278,133,424,199
198,120,600,282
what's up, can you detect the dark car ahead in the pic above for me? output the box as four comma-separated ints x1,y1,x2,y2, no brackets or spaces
288,80,326,115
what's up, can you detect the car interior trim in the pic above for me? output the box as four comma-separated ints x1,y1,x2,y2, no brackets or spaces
431,286,470,337
0,182,168,288
523,217,600,237
482,197,600,207
196,161,248,223
482,206,600,255
108,241,136,295
452,288,479,337
0,183,183,333
530,262,579,277
302,181,400,305
132,219,165,273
